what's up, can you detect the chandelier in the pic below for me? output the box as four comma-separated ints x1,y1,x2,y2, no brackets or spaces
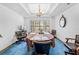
36,4,44,17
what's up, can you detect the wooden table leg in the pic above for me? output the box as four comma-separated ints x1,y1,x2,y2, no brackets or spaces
50,38,55,48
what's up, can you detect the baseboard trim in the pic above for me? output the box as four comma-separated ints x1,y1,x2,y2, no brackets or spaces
56,37,72,50
0,41,16,54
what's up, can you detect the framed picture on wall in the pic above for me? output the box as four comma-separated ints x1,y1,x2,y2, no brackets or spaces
59,15,66,28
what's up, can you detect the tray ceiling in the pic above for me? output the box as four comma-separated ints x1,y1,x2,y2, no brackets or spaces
0,3,77,17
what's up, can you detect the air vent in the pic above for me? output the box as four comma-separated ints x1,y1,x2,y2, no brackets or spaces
67,3,70,5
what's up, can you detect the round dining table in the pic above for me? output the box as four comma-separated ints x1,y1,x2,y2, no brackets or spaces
26,32,55,51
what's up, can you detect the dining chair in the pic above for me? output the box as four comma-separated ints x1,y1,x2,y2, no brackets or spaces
65,35,79,55
65,35,79,47
75,35,79,46
25,38,32,51
51,29,56,38
33,41,51,55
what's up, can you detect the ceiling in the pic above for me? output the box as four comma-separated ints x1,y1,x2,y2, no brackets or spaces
0,3,77,17
22,3,56,15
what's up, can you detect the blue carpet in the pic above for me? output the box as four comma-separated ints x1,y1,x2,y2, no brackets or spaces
49,38,68,55
0,38,68,55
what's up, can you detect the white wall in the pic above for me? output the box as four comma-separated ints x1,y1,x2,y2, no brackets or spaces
0,5,24,51
24,17,55,32
55,4,79,42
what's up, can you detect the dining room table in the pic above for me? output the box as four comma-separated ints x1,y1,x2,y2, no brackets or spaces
26,32,55,51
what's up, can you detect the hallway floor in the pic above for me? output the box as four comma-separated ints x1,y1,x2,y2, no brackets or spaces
0,38,68,55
